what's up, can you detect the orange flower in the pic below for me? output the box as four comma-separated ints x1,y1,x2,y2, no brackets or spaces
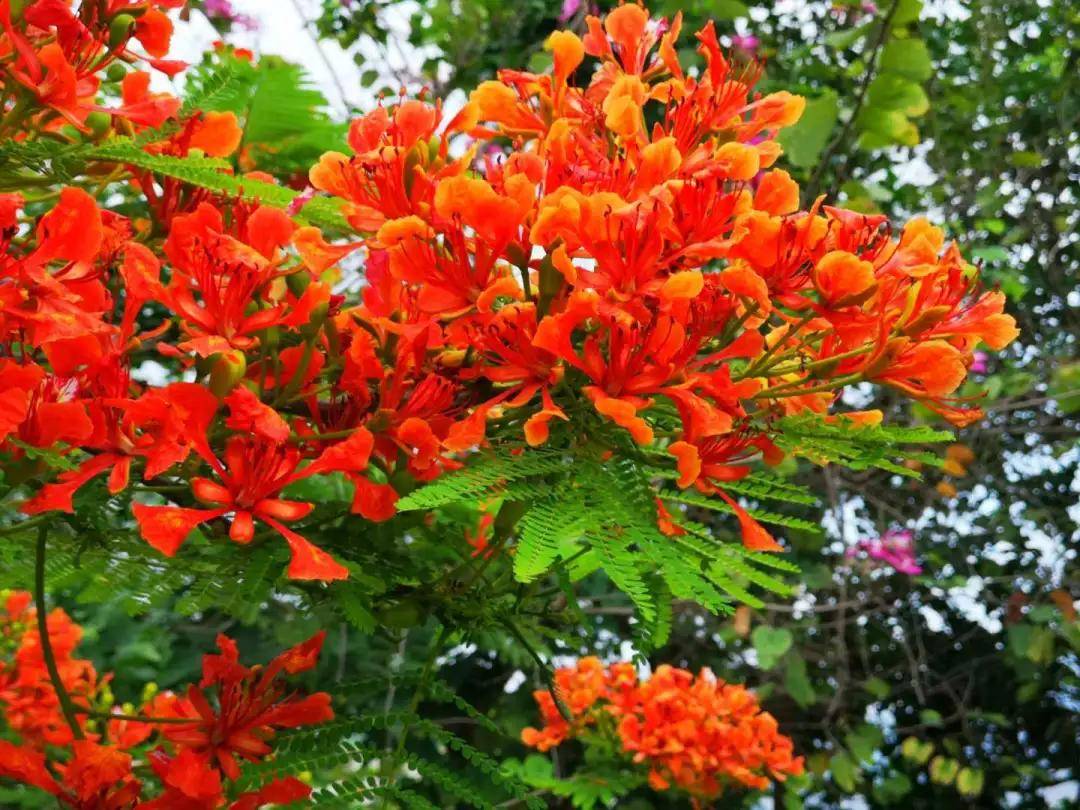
813,250,878,306
870,338,967,398
187,110,243,157
523,659,803,799
547,30,585,86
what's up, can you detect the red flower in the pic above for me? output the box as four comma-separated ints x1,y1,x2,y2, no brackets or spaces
0,739,140,810
153,633,333,781
132,387,377,579
0,594,100,748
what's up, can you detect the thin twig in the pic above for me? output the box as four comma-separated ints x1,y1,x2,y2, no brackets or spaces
389,625,449,773
984,388,1080,414
805,0,902,201
287,0,353,111
501,618,573,723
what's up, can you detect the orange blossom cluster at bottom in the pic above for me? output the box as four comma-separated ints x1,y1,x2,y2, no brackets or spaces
522,657,803,799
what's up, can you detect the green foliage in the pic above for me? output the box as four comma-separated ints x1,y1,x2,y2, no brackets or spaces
2,1,1075,807
778,89,839,168
399,449,810,650
185,54,348,175
774,415,952,476
233,671,544,809
509,755,645,810
751,625,793,669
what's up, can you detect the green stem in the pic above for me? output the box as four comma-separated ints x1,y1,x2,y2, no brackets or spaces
753,373,864,400
76,710,198,725
766,344,875,377
0,515,49,536
34,524,85,741
500,618,573,723
738,310,818,378
389,625,448,773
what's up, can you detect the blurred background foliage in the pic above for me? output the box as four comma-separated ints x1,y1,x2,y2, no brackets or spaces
17,0,1077,807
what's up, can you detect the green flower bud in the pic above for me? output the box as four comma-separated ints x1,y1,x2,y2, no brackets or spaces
286,269,312,297
85,111,112,140
304,301,329,335
108,14,136,50
208,350,248,399
105,63,128,83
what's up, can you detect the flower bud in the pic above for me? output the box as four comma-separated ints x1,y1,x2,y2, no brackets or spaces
108,14,136,49
85,111,112,140
303,301,329,335
105,63,127,83
426,135,441,163
208,349,247,398
285,269,311,297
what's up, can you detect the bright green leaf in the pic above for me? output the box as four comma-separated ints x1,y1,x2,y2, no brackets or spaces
1050,363,1080,414
970,245,1009,263
785,655,817,707
918,708,943,728
846,724,884,764
778,90,838,168
902,736,934,765
829,751,859,792
864,676,891,700
826,20,871,50
711,0,750,19
751,626,793,670
892,0,924,24
879,38,933,81
1009,150,1044,168
956,767,985,798
873,772,913,804
929,756,959,785
866,73,930,116
858,107,919,146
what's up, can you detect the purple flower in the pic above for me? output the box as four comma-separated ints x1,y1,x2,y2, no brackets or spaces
731,34,760,53
862,2,879,13
558,0,582,24
846,529,923,576
970,351,989,375
204,0,259,31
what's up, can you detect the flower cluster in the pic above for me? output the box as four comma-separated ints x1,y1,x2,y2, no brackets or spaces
0,0,189,138
0,591,331,808
0,1,1016,583
521,657,804,799
0,591,102,747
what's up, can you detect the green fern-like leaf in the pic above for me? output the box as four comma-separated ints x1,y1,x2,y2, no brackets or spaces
775,414,952,476
514,489,591,583
665,488,822,534
396,449,570,510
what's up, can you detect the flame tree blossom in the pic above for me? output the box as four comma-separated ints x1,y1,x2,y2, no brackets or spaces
3,2,1017,581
